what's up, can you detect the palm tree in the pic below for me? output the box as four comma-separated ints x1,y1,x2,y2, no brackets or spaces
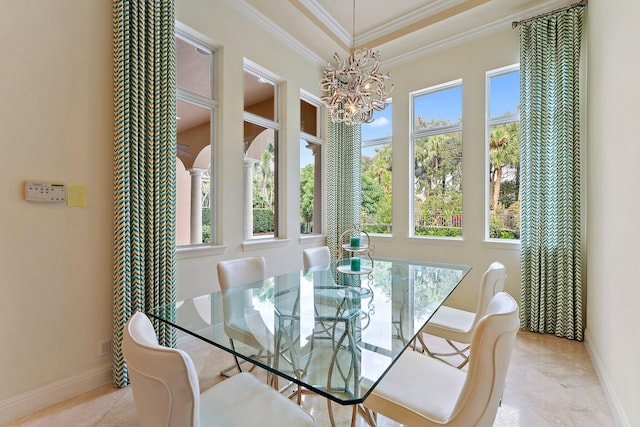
489,123,519,211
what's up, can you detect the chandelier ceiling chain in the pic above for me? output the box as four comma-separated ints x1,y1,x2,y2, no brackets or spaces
319,0,393,125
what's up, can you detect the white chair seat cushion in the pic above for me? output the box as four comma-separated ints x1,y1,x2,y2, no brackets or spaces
422,305,475,342
365,350,466,425
200,372,314,427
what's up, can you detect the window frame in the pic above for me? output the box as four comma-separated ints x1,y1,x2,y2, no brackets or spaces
485,64,520,242
299,90,324,237
409,79,463,239
175,28,218,250
361,99,393,236
243,61,282,241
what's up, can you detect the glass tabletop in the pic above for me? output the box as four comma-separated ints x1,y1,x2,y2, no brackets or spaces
147,256,471,405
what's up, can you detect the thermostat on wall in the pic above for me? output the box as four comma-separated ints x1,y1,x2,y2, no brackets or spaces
25,181,67,203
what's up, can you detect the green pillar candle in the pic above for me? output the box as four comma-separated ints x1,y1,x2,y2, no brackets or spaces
350,237,360,248
350,257,361,272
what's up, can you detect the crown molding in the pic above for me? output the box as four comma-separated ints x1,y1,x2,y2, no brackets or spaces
227,0,571,70
382,15,509,68
382,0,570,67
225,0,326,67
300,0,350,46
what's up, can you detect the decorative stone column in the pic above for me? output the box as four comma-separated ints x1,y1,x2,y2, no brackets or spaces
189,168,206,244
243,157,257,240
307,142,322,234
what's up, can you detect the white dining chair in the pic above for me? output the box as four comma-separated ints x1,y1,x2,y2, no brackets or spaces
364,291,519,427
122,311,315,427
217,256,274,376
417,261,506,367
303,246,331,270
302,245,350,318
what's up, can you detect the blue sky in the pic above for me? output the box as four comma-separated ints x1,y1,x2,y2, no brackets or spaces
362,106,392,141
490,70,520,116
414,85,462,126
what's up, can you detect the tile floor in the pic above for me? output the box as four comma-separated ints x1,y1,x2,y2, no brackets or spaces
4,331,615,427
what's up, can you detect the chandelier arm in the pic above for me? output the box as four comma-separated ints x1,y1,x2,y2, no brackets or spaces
319,2,392,126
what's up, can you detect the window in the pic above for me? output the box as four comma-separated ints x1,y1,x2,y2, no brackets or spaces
175,33,216,246
300,92,323,235
243,63,280,239
361,102,392,234
487,66,520,240
411,81,463,238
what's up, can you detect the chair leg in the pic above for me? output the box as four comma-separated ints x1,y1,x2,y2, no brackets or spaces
418,333,470,369
219,339,263,377
220,339,243,377
360,406,378,427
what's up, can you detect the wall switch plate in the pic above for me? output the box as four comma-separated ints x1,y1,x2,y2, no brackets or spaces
99,339,112,357
25,181,67,202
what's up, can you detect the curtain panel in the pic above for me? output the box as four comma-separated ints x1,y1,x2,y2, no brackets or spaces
519,5,585,340
326,121,361,263
112,0,177,387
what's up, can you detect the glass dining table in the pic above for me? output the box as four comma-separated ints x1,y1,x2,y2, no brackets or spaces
147,256,471,425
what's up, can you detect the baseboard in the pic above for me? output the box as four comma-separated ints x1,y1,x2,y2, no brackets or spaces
0,363,113,425
584,329,631,427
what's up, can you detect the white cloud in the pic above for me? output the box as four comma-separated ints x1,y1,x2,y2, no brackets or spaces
369,117,390,127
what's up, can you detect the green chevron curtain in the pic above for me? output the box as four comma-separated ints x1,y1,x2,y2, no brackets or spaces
112,0,176,387
519,5,585,340
326,121,361,263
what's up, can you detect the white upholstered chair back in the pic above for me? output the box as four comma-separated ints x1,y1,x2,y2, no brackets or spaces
449,291,519,425
471,261,507,330
123,311,200,427
302,246,331,269
217,256,275,359
123,312,315,427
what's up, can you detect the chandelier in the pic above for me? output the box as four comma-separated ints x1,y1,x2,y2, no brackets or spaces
319,1,392,125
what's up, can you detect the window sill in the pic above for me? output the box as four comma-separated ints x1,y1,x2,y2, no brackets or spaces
176,244,227,260
482,239,520,249
366,233,392,240
242,238,290,251
406,236,465,246
298,234,326,245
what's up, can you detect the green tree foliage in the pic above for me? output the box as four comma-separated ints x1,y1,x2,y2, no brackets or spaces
300,164,314,233
250,141,275,235
200,173,212,243
253,208,274,233
413,118,463,235
253,142,274,209
489,122,519,210
202,207,211,243
361,144,392,233
489,122,520,238
361,173,385,217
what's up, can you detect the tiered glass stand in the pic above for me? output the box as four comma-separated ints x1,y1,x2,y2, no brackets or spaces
335,225,375,327
336,226,374,277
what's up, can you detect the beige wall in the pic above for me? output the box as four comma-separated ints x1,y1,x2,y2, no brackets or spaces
0,0,114,407
1,0,637,425
586,1,640,426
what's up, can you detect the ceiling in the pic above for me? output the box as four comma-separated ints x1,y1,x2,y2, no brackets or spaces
236,0,573,67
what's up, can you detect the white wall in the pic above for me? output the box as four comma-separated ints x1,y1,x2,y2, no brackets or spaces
0,0,114,411
586,1,640,426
